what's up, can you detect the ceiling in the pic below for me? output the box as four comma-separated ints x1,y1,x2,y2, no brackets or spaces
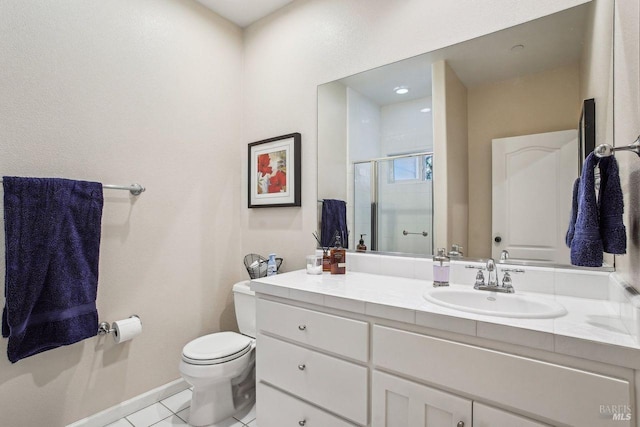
195,0,295,27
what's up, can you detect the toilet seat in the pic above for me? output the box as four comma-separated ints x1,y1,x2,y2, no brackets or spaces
182,331,253,366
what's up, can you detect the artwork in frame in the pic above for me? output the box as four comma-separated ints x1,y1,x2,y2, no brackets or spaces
248,132,301,208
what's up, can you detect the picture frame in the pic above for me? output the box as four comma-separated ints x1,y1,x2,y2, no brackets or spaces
248,132,301,208
578,98,596,174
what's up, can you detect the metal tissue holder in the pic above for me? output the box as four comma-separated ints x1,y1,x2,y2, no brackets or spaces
97,315,141,336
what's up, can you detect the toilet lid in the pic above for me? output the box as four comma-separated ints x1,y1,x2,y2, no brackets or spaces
182,332,253,365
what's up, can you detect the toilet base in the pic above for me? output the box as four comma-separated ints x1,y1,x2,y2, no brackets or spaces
182,351,256,427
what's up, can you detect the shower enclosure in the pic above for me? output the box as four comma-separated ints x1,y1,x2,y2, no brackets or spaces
352,151,434,255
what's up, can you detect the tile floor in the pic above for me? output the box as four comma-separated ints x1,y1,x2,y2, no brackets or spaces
104,388,257,427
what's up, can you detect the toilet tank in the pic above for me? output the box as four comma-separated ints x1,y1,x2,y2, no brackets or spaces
233,280,256,338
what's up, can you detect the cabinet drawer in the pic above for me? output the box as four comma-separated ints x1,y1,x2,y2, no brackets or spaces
257,382,357,427
257,298,368,361
257,333,368,425
373,325,630,427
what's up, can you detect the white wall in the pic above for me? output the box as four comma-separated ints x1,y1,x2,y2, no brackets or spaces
380,97,433,155
241,0,589,271
0,1,242,425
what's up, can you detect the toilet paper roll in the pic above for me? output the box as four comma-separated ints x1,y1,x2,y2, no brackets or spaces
112,316,142,343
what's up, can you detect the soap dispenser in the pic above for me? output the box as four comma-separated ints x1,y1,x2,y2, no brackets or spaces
357,234,367,252
433,248,450,287
266,253,278,276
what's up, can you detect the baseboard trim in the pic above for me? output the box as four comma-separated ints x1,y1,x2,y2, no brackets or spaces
67,378,190,427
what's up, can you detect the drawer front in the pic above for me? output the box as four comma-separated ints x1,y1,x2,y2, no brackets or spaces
257,298,368,361
373,325,630,427
257,382,357,427
257,333,368,425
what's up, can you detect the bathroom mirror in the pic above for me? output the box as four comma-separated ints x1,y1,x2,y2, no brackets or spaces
317,0,614,270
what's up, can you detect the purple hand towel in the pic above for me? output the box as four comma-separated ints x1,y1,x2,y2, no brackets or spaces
565,177,580,247
570,153,603,267
598,156,627,254
2,177,103,363
321,199,348,248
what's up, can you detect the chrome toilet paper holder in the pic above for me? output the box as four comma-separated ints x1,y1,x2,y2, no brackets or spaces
97,314,141,336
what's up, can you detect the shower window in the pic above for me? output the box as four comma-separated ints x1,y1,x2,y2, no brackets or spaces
389,154,433,183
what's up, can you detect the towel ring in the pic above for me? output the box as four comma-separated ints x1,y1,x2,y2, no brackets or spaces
594,135,640,158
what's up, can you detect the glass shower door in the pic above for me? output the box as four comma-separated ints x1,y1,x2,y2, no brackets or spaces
353,153,434,255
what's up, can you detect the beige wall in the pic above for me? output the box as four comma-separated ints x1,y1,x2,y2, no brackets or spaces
433,61,469,252
0,1,242,425
467,63,581,258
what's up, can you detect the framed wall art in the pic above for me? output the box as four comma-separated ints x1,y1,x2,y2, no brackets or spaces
248,132,301,208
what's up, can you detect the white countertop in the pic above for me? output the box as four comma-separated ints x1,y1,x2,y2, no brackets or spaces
251,269,640,369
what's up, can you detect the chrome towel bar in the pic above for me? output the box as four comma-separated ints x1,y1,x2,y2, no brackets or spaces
0,179,145,196
402,230,428,237
594,135,640,158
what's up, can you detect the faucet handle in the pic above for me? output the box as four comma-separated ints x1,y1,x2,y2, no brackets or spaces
473,270,485,289
501,272,515,293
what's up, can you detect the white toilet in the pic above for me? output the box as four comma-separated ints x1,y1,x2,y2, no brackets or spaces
179,280,256,427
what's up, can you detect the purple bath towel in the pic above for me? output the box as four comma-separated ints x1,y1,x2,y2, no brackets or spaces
598,156,627,254
2,177,103,363
565,177,580,247
570,154,603,267
321,199,348,248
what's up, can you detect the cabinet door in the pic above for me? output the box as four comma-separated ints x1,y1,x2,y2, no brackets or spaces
473,402,551,427
372,371,471,427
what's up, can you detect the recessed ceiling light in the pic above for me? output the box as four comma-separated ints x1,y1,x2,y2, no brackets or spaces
420,107,431,113
394,86,409,95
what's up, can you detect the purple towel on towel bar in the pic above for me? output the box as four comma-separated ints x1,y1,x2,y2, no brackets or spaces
321,199,348,248
570,153,603,267
598,156,627,254
2,177,103,363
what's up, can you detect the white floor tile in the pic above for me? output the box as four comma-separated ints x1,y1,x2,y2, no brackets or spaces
149,414,188,426
126,403,173,427
246,419,257,426
175,408,189,423
105,419,134,427
160,389,192,413
233,403,256,424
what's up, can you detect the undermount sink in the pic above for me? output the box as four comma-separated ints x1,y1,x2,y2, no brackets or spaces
423,287,567,319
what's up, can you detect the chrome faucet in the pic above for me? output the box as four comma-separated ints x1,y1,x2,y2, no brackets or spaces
486,258,497,287
473,258,515,293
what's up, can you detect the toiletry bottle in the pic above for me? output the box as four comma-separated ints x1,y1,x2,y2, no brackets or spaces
433,248,450,287
322,249,331,272
330,236,346,274
357,234,367,252
266,253,278,276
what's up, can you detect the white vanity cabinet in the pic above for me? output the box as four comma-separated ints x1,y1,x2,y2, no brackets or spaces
256,298,369,426
255,292,634,427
